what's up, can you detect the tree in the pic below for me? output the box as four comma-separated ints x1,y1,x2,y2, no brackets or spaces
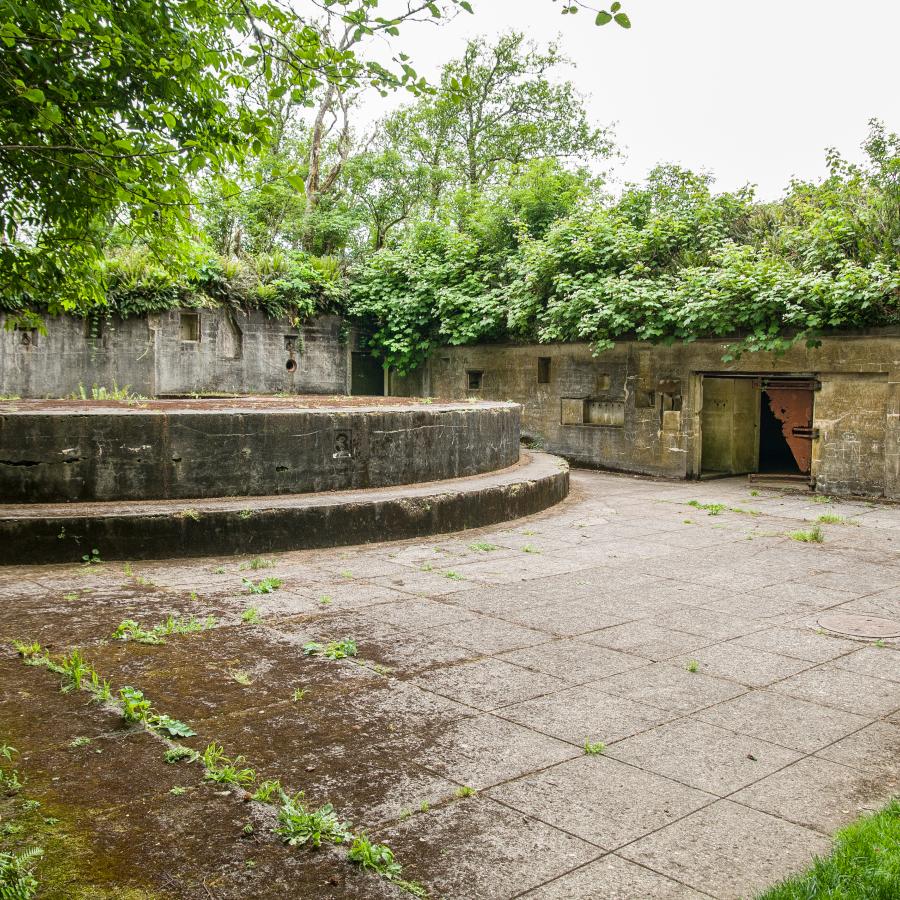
345,149,432,249
380,33,615,198
0,0,630,313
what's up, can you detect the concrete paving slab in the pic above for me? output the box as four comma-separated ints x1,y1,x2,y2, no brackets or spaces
730,755,899,833
595,662,748,715
671,642,813,688
407,712,580,790
497,638,650,684
832,645,900,682
486,755,714,849
816,720,900,776
770,663,900,716
730,625,861,662
578,620,713,661
695,690,872,754
519,853,709,899
619,800,832,900
422,615,551,654
412,657,566,712
380,797,599,899
499,682,671,745
607,718,802,795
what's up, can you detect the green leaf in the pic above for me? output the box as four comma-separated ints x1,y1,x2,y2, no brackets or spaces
22,88,45,103
595,11,613,25
614,12,632,28
163,111,177,129
285,174,305,193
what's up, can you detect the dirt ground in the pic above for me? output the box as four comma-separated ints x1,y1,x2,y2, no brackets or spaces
1,470,898,898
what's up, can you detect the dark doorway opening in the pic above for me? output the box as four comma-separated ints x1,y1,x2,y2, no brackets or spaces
351,351,385,396
759,390,800,474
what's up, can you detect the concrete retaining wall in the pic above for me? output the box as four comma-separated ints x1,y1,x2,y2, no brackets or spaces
422,331,900,499
0,400,520,502
0,310,350,398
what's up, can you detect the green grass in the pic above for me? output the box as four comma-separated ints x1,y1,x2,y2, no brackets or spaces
817,513,853,525
757,798,900,899
789,525,825,543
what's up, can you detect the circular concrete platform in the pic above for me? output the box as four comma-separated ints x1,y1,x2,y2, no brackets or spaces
0,396,519,503
0,452,569,564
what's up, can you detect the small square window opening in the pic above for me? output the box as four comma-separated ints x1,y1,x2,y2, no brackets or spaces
467,370,484,391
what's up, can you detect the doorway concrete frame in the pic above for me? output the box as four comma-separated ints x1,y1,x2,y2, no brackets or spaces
694,371,820,483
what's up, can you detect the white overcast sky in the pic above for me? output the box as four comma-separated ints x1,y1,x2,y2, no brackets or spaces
355,0,900,199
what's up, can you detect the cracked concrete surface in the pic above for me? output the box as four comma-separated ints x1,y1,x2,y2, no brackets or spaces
1,470,898,898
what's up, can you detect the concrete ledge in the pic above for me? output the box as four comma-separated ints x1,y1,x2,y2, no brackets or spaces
0,397,520,502
0,452,569,564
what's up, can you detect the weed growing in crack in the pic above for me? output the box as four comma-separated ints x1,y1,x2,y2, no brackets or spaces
169,786,187,796
292,688,309,702
148,714,196,738
164,747,199,764
239,557,273,571
62,592,79,601
113,615,214,644
339,570,353,579
12,643,46,668
0,768,23,793
469,542,498,552
238,509,253,520
81,548,102,566
687,500,726,516
241,607,262,625
252,780,284,804
444,571,462,580
69,737,91,749
812,494,833,504
583,741,606,755
275,795,351,848
229,669,253,686
118,687,195,737
817,513,852,525
123,562,134,577
0,745,16,762
454,786,476,798
243,577,281,595
0,847,43,898
213,566,226,575
202,743,255,787
686,659,700,673
789,525,825,543
176,508,201,521
419,801,430,813
318,596,332,607
119,686,153,722
303,638,358,660
57,649,90,693
521,545,539,554
348,833,426,896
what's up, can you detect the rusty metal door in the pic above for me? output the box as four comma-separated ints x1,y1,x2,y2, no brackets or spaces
761,379,817,475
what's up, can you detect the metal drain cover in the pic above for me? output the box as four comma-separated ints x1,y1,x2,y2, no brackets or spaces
817,613,900,639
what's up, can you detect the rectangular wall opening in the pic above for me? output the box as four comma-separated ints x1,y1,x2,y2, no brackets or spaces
180,312,200,342
537,357,551,384
467,370,484,391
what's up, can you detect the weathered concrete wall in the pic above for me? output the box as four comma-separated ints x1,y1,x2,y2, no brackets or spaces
423,331,900,498
0,310,351,398
0,400,520,502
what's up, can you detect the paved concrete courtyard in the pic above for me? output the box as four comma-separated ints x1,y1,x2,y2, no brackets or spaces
2,470,899,898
